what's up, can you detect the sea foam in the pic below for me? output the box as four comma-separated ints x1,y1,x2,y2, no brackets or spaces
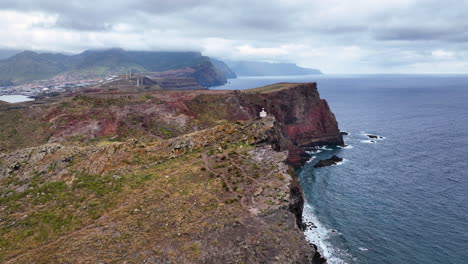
306,156,317,163
303,203,351,264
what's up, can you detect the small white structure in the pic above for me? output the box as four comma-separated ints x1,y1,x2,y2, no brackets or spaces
259,108,267,118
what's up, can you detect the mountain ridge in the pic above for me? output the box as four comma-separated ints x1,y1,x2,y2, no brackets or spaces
0,49,229,87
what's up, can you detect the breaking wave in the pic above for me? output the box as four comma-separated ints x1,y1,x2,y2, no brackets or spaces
303,203,351,264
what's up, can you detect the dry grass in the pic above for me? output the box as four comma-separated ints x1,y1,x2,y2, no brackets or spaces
241,82,305,94
0,120,291,263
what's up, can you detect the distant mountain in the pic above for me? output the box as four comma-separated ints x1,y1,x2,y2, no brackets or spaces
210,58,237,79
0,49,232,87
0,49,21,60
0,51,68,84
226,61,322,76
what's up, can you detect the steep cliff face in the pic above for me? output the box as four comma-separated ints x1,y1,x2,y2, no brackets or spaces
143,61,228,88
191,62,228,87
210,58,237,79
240,83,342,146
185,82,343,166
238,83,344,166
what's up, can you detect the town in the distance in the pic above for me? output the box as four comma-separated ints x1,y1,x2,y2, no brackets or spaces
0,48,322,98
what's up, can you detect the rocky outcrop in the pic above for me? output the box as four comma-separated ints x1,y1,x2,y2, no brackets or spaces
242,83,343,148
219,83,344,166
313,155,343,168
182,83,343,166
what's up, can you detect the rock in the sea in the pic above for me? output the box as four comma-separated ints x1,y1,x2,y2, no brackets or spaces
367,134,383,139
304,221,317,230
313,155,343,168
340,131,349,136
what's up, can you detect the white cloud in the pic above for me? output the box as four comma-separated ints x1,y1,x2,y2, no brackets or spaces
431,50,455,59
1,1,468,73
236,44,306,58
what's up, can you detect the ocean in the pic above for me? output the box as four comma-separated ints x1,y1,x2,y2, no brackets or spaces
212,75,468,264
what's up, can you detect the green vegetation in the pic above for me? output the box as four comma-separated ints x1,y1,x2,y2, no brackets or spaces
0,49,215,85
186,94,231,127
0,110,301,262
241,83,301,94
0,109,51,151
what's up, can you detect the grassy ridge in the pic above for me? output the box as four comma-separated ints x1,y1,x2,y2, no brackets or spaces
0,49,216,84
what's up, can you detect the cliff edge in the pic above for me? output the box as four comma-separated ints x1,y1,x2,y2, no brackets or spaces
0,82,341,263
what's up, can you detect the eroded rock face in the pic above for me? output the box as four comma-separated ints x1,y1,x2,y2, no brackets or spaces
241,83,343,147
234,83,344,166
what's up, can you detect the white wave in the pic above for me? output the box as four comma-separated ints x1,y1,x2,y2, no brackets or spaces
318,145,333,150
303,203,350,264
338,145,353,149
358,247,369,251
306,156,317,164
360,132,385,140
360,140,377,144
334,159,347,166
307,149,322,154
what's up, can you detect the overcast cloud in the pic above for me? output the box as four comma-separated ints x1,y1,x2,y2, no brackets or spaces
1,0,468,73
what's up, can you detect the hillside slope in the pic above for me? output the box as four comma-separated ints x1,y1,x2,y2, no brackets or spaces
0,49,231,87
0,82,341,263
0,51,68,84
0,83,343,165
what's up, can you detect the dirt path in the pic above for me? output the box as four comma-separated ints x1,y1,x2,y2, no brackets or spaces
201,152,233,193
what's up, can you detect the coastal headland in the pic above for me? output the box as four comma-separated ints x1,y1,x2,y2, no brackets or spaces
0,82,342,263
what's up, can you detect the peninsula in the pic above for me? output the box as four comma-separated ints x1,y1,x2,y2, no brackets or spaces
0,82,342,263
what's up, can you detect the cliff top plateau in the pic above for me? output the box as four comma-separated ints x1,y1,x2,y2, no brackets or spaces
0,82,342,263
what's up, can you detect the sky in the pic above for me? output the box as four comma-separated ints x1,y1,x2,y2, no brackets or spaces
0,0,468,73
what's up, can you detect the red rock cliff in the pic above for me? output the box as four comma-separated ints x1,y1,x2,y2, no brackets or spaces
242,83,343,146
1,83,342,168
219,82,344,166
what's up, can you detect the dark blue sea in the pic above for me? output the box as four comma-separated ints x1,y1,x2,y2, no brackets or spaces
213,75,468,264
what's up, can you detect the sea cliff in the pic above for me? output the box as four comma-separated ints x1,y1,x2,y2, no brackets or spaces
0,83,341,263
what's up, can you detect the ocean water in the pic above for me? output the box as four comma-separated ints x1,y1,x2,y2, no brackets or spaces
213,75,468,264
